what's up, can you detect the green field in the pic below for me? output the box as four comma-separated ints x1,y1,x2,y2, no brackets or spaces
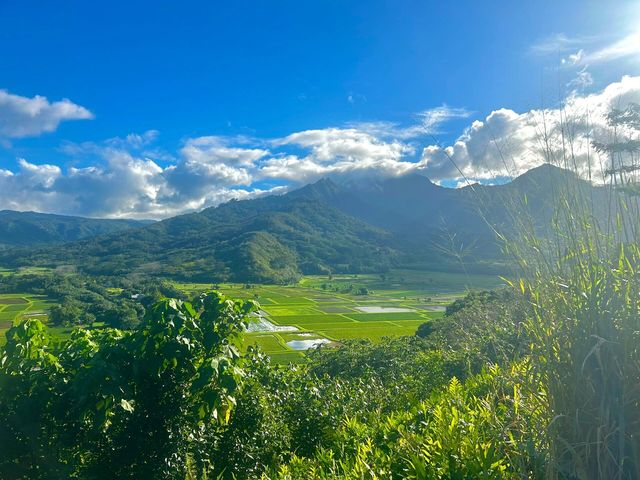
175,269,503,362
0,293,67,345
0,269,501,356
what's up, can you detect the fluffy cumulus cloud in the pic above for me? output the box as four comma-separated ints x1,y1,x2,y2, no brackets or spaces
0,159,62,211
1,77,639,218
263,128,416,183
0,145,284,219
0,90,93,138
420,75,640,184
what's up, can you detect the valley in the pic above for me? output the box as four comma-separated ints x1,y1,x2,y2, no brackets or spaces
177,270,503,362
0,267,502,360
2,3,639,476
0,89,636,480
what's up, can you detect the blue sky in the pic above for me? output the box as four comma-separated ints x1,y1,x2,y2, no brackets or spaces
1,0,639,217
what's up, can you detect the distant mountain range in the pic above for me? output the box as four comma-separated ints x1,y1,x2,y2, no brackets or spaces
0,164,611,282
0,211,153,249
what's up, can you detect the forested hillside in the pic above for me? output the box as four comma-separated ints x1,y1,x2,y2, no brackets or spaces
0,164,615,281
1,197,396,282
0,210,151,248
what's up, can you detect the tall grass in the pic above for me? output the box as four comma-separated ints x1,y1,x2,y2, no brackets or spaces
497,104,640,479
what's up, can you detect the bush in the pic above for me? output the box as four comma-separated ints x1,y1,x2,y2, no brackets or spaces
0,292,256,479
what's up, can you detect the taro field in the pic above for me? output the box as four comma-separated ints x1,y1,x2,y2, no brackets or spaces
0,293,70,345
175,269,504,363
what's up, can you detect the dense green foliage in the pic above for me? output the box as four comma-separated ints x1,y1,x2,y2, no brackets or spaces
0,269,636,479
0,272,186,328
1,288,547,479
0,291,256,479
0,198,397,283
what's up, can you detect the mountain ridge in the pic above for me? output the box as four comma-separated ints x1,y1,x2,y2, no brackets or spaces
0,210,153,248
0,164,610,281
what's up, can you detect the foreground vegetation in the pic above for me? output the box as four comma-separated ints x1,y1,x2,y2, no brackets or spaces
0,287,541,479
1,262,636,479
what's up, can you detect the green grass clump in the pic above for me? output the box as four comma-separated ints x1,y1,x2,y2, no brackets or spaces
499,104,640,479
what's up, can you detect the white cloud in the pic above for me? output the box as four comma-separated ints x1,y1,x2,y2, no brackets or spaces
0,159,62,212
580,32,640,65
0,133,280,219
16,158,61,187
351,105,471,139
534,31,640,68
419,75,640,184
1,77,639,218
107,130,160,149
277,128,411,162
418,106,472,133
567,67,594,91
181,136,268,168
264,127,417,183
0,90,93,138
530,33,595,56
533,31,640,94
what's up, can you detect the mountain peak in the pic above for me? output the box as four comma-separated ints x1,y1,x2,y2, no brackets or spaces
332,172,437,192
514,163,582,183
288,177,343,201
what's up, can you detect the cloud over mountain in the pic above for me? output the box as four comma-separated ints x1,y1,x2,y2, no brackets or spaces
419,75,640,183
1,76,639,218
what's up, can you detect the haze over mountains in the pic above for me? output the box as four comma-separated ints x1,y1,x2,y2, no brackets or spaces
0,164,608,281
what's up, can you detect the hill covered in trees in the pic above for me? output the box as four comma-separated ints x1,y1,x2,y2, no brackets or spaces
0,210,152,248
0,164,614,281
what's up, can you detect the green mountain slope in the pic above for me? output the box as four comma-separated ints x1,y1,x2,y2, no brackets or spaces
0,164,614,281
1,196,395,282
295,163,610,269
0,210,152,248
